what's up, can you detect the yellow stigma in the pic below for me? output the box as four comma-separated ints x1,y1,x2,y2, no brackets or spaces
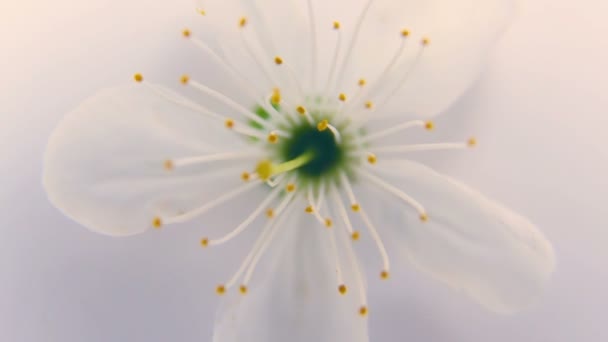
425,121,434,131
359,306,369,317
180,74,190,85
296,106,307,115
239,17,248,28
358,79,367,87
271,88,281,105
333,21,341,30
422,37,430,46
152,217,162,229
216,285,226,295
286,183,296,193
317,120,329,131
367,153,377,165
225,119,235,129
420,213,429,222
305,206,314,214
365,101,374,109
241,172,251,182
401,29,410,37
133,73,143,83
182,28,191,38
338,284,348,295
200,237,209,248
351,231,361,241
351,204,361,212
266,208,275,219
255,160,274,181
325,218,333,228
468,137,477,147
239,285,248,295
274,56,284,65
339,93,347,102
163,159,174,171
380,270,390,280
267,132,279,144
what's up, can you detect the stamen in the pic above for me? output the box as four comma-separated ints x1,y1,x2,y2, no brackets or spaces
133,73,143,83
164,180,262,224
359,207,391,279
328,228,347,295
273,56,305,98
317,119,329,132
371,141,473,154
168,152,257,169
337,220,369,316
339,172,358,210
326,123,342,144
239,22,282,93
332,189,355,236
187,78,268,127
242,196,297,285
204,183,284,247
324,20,343,97
307,184,329,227
362,120,427,143
296,105,314,125
305,0,318,89
360,169,428,221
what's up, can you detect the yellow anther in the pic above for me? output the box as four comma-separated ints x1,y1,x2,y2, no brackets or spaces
425,121,435,131
163,159,174,171
200,237,209,248
133,73,143,83
197,8,206,16
296,106,307,115
225,119,235,129
359,306,369,317
305,206,314,214
317,120,329,132
339,93,347,102
180,74,190,85
239,285,248,295
380,270,390,280
351,204,361,212
241,172,251,182
239,17,248,28
325,218,333,228
468,137,477,147
358,79,367,87
419,213,429,222
216,285,226,295
338,284,348,295
267,132,279,144
333,21,341,30
182,28,191,38
351,231,361,241
271,88,281,105
365,101,374,109
152,216,162,229
286,183,296,193
255,160,274,181
422,37,430,46
401,29,410,37
367,153,377,165
266,209,275,219
274,56,284,65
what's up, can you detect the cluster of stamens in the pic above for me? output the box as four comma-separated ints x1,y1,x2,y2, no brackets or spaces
134,1,478,318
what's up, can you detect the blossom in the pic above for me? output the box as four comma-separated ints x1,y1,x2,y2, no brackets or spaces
43,0,555,341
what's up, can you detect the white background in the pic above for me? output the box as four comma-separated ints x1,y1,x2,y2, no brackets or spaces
1,0,607,341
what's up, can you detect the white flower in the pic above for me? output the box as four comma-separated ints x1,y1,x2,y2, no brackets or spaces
43,0,555,341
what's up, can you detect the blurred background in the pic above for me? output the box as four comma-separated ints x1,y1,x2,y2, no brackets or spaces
1,0,607,341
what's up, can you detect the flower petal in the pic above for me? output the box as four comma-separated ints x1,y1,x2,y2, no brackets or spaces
362,159,555,313
43,84,255,236
213,199,369,342
336,0,518,117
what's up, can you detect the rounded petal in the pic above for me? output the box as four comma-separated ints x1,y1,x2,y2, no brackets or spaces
213,201,369,342
43,84,254,236
341,0,518,117
361,159,555,313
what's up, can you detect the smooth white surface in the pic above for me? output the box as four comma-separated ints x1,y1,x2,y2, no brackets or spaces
1,0,607,341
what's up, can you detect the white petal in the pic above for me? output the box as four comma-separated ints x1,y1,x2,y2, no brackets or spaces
43,84,254,236
362,159,555,313
341,0,518,117
213,200,369,342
